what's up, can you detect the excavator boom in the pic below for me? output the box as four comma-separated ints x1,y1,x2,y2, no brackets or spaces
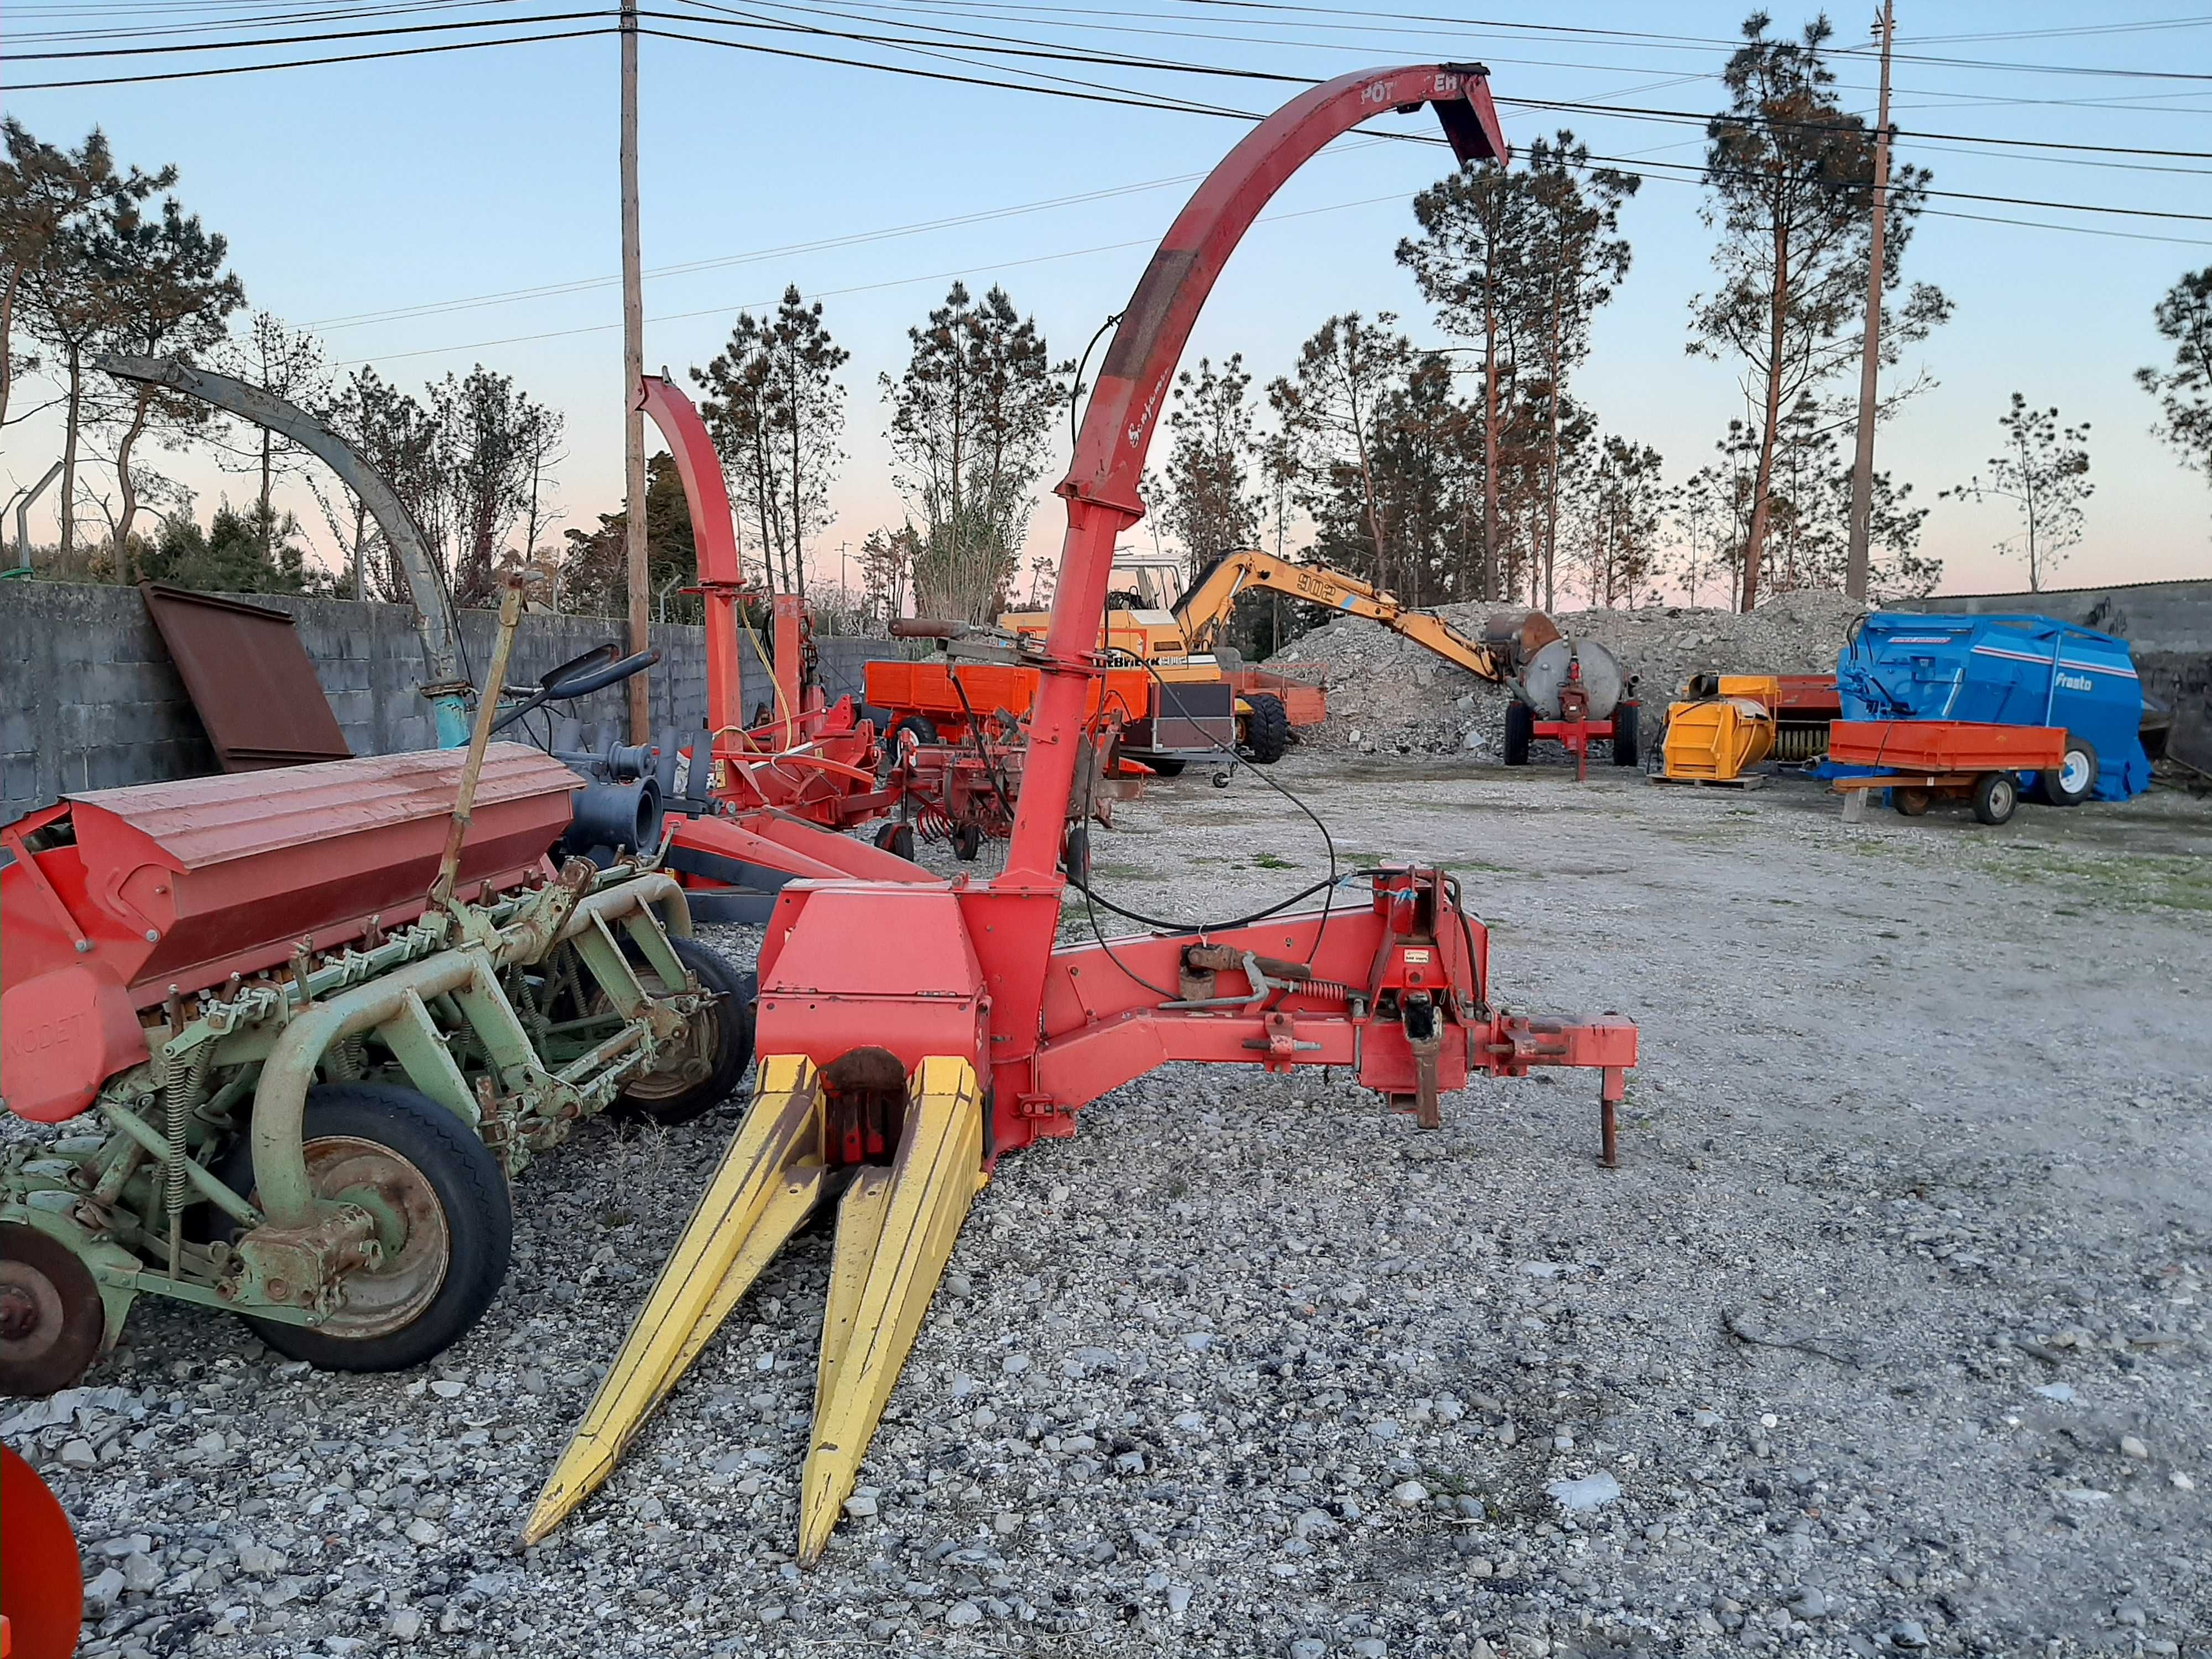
1175,547,1554,684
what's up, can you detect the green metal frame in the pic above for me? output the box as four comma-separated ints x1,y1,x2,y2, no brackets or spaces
0,855,707,1356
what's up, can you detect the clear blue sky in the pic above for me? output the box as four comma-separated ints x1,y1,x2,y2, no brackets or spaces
6,0,2210,599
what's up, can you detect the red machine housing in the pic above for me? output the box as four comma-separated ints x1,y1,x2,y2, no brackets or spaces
2,746,580,1123
748,62,1637,1162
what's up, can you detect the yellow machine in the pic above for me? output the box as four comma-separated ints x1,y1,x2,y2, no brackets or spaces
1001,547,1553,696
1660,674,1781,784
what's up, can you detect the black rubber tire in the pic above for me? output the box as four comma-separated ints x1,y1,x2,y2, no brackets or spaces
2037,732,2098,807
1061,826,1091,884
0,1222,105,1395
952,821,984,862
1503,701,1534,767
887,715,939,755
1241,694,1290,764
874,821,917,860
1610,701,1640,768
615,936,757,1126
1148,757,1187,778
211,1084,512,1373
1971,771,2018,826
1892,787,1932,817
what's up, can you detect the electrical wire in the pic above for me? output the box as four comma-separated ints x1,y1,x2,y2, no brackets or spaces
6,21,609,87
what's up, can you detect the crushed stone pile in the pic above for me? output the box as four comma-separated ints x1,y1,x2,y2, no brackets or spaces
1267,589,1870,758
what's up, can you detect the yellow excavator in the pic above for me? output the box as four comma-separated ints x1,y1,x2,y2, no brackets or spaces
999,548,1561,765
1173,546,1557,680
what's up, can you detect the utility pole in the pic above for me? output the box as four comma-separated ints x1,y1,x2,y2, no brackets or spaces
1844,0,1895,603
620,0,651,742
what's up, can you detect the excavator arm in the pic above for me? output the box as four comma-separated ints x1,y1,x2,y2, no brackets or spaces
1176,547,1545,684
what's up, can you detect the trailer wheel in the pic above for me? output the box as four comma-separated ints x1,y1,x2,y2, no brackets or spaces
1892,787,1932,817
1240,693,1290,764
0,1223,105,1396
2036,733,2098,807
1503,701,1534,766
874,821,917,860
1148,757,1187,778
615,937,757,1126
1061,826,1091,884
1610,702,1640,768
887,716,938,757
212,1085,512,1373
1971,771,2018,826
952,821,984,862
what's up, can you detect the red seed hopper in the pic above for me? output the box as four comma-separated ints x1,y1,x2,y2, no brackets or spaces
2,744,580,1123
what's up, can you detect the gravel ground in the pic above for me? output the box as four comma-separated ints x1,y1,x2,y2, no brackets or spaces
9,757,2210,1659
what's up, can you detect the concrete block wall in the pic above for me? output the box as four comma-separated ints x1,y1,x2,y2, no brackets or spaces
1,581,904,821
1891,578,2212,771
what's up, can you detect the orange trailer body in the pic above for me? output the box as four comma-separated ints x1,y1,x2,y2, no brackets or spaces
864,659,1151,739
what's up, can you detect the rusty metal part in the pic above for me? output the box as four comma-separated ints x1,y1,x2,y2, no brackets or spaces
223,1199,383,1318
138,583,350,771
0,1222,105,1395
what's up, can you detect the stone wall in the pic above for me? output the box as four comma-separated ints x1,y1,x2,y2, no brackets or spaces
1,581,900,819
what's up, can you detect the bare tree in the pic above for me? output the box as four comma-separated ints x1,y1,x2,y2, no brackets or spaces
2,119,167,437
2136,267,2212,493
1944,393,2090,592
1160,354,1260,573
1689,12,1945,611
92,197,244,557
693,284,848,598
213,311,330,550
884,282,1065,620
1266,313,1412,589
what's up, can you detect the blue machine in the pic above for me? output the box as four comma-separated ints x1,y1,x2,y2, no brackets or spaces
1834,613,2150,802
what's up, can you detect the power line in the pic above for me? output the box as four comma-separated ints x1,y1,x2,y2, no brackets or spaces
5,21,609,87
8,7,606,59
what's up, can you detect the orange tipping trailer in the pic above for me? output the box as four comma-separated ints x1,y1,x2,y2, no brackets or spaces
1827,718,2067,826
863,659,1152,745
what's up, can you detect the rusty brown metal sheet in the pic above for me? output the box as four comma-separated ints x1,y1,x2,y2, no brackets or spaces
139,582,351,771
66,744,576,870
61,745,581,1004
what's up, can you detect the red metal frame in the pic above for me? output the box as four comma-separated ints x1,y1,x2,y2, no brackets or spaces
750,65,1634,1163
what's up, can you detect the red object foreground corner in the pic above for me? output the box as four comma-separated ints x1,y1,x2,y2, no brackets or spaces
1,1445,84,1659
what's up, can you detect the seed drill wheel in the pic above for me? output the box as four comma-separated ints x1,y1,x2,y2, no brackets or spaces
0,1223,103,1397
952,821,984,862
2,1443,84,1659
874,821,917,860
212,1085,513,1372
612,937,758,1126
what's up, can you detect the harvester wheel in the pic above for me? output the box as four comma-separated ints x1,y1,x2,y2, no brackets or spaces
615,937,757,1126
1971,771,2018,826
1610,701,1640,768
212,1085,512,1372
874,821,917,860
1503,701,1534,766
2035,732,2098,807
1148,757,1187,778
0,1223,104,1397
1241,693,1290,764
1892,787,1932,817
952,821,984,862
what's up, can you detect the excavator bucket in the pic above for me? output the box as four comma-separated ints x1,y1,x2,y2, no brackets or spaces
526,1055,986,1561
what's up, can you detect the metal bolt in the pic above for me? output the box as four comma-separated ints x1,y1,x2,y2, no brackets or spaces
75,940,93,954
0,1284,39,1340
266,1278,288,1301
144,929,159,943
